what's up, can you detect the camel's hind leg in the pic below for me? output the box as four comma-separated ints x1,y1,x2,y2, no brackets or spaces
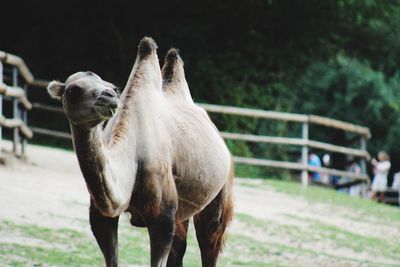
166,220,189,267
89,203,119,267
194,173,234,267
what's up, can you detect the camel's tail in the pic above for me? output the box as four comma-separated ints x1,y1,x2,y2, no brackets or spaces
204,158,235,258
217,158,234,252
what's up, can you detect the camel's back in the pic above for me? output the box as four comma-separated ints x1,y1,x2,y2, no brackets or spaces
167,98,231,218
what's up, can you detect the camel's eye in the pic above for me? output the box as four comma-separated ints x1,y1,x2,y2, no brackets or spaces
65,85,82,101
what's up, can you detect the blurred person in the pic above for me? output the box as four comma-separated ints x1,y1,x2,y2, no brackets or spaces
392,172,400,206
391,172,400,191
308,153,321,182
370,151,391,202
348,160,362,175
320,154,331,184
347,159,362,196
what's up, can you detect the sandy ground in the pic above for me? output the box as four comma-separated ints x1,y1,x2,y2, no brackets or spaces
1,141,400,267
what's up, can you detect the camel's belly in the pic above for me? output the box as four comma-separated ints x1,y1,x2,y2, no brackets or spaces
174,157,230,220
127,169,229,224
172,134,231,220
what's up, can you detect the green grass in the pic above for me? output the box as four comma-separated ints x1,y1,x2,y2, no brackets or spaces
235,212,400,266
239,178,400,222
0,219,152,266
0,219,281,267
3,211,398,267
234,163,292,180
0,221,102,266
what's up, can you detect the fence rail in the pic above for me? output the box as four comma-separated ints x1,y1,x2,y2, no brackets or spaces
220,132,368,158
198,103,370,186
233,157,368,180
0,51,34,83
30,126,71,140
0,116,32,139
199,103,371,137
0,84,32,110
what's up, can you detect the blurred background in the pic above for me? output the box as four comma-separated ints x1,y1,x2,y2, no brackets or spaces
2,0,400,181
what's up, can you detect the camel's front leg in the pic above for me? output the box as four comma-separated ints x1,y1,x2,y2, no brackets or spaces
167,220,190,267
147,203,176,267
89,202,119,267
137,166,178,267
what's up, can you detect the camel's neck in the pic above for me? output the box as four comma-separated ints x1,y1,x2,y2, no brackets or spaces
71,42,162,217
71,123,137,217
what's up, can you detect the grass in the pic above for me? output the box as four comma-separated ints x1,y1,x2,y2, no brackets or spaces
239,178,400,222
234,163,292,180
235,212,400,266
0,218,281,267
0,218,154,266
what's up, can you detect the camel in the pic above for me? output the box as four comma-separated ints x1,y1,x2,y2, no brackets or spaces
47,37,234,267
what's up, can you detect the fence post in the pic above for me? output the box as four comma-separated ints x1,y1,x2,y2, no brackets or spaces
21,84,28,155
360,136,368,196
12,67,20,154
301,121,309,187
360,137,367,174
0,61,3,158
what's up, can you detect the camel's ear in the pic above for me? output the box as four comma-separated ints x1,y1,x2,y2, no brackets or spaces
47,80,65,100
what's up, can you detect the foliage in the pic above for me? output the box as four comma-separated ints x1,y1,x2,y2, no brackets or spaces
2,1,400,176
294,56,400,155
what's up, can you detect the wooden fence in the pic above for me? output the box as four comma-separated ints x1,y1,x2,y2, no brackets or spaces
200,104,370,186
0,53,31,159
0,51,371,187
30,102,371,186
0,51,49,159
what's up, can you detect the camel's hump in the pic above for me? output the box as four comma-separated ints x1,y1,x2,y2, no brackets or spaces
165,48,181,61
138,37,158,59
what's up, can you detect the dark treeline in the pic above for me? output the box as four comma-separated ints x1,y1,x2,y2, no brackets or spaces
1,0,400,178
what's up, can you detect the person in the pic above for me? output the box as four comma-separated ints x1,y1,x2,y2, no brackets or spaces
349,161,362,175
308,153,321,181
392,172,400,206
320,154,331,184
370,151,391,202
347,160,362,196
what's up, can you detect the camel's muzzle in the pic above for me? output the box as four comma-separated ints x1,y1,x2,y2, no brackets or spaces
93,90,120,118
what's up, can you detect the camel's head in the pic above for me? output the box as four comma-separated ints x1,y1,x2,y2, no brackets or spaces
47,71,119,128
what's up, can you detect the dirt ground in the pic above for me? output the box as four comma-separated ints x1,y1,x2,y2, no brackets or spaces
1,141,400,267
